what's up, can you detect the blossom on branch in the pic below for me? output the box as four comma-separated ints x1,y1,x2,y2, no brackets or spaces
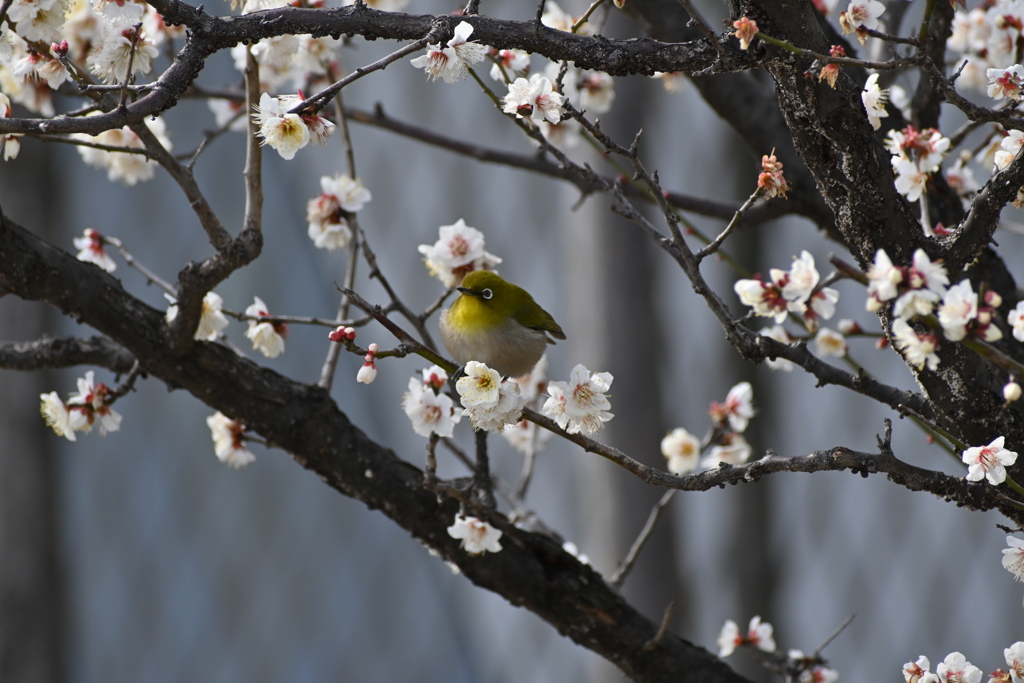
306,174,371,251
244,296,287,358
456,361,527,433
987,64,1024,100
0,93,21,161
447,514,502,555
962,435,1017,485
207,411,256,468
813,327,847,357
417,219,501,287
402,369,460,438
902,655,938,683
758,149,789,199
841,0,885,31
502,73,566,125
732,17,759,50
252,93,310,160
818,46,844,89
935,652,981,683
717,616,776,658
488,48,530,82
864,73,888,131
165,291,230,342
410,21,485,84
709,381,754,433
891,319,940,371
661,427,700,474
73,228,116,273
543,364,614,435
73,114,172,185
1004,537,1024,581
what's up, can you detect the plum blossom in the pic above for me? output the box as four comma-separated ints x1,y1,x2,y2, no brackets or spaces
819,46,844,89
703,433,753,468
457,361,527,433
403,372,460,438
903,656,939,683
73,228,116,273
709,381,755,433
661,427,701,474
890,250,949,320
244,296,287,358
962,435,1017,484
89,24,158,83
717,616,776,657
995,130,1024,170
937,280,977,341
1009,301,1024,341
814,328,847,357
1004,536,1024,582
541,1,596,34
357,343,378,384
732,17,759,49
252,93,310,160
165,291,230,342
207,412,256,468
892,157,929,202
306,174,371,251
758,149,790,199
935,652,981,683
417,219,502,287
40,391,79,441
861,73,889,130
1003,642,1024,682
447,514,502,555
542,364,614,435
842,0,885,31
73,114,172,185
988,64,1024,100
760,325,795,371
67,370,122,436
410,21,485,83
502,73,566,125
489,48,530,82
891,319,940,371
0,93,20,161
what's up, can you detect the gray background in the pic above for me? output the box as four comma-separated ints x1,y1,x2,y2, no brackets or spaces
1,1,1022,681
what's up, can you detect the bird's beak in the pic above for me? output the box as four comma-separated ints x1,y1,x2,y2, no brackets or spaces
457,287,474,296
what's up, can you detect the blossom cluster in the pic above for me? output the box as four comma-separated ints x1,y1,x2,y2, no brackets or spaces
40,371,122,441
885,125,951,206
734,250,838,331
718,617,838,682
418,219,502,288
402,365,461,438
898,650,1024,683
502,356,553,456
456,361,528,433
0,0,178,120
662,382,754,475
251,92,335,160
542,364,614,435
306,173,372,251
73,113,173,186
866,248,1006,370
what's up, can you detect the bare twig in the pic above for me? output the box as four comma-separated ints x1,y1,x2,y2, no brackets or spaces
676,0,724,58
289,37,433,116
609,489,677,587
118,25,143,112
643,603,675,651
103,236,177,295
813,614,855,658
696,187,761,262
243,46,263,234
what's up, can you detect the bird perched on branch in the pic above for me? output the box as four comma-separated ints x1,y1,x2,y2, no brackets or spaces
440,270,565,379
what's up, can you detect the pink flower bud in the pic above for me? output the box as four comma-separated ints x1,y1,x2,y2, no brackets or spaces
986,290,1003,308
368,343,379,354
328,327,346,343
837,319,861,335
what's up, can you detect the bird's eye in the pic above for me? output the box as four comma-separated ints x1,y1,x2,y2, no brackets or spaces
481,288,493,300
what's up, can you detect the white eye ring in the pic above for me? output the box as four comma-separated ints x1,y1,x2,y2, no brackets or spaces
481,288,493,300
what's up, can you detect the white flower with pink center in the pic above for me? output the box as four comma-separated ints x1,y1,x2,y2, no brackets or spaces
962,435,1017,485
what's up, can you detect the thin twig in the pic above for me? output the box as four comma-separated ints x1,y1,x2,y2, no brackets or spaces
696,187,760,262
242,45,263,233
643,603,675,651
571,0,607,33
289,37,433,115
118,25,143,112
103,236,177,295
319,235,362,390
675,0,724,58
609,489,677,587
812,615,855,658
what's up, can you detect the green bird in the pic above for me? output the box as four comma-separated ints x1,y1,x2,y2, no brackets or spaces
440,271,565,379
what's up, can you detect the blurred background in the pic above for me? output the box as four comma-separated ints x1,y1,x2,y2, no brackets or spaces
2,1,1023,681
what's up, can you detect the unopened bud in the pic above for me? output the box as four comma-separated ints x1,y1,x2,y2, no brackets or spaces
367,342,379,354
1005,381,1022,402
356,361,377,384
875,337,890,349
51,40,69,56
613,0,625,7
986,290,1003,308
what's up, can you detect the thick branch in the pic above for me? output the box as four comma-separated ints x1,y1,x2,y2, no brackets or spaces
0,335,136,374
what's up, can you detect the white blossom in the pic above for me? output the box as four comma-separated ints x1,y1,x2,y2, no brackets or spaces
207,412,256,468
165,291,230,342
410,22,485,83
252,92,309,160
447,514,502,555
73,228,116,273
502,73,566,125
962,435,1017,485
937,280,978,341
40,391,77,441
542,364,614,435
861,73,889,130
1004,536,1024,582
456,361,527,433
403,377,460,438
244,296,286,358
814,328,847,357
760,325,795,372
661,427,700,474
935,652,981,683
417,219,502,287
891,318,940,371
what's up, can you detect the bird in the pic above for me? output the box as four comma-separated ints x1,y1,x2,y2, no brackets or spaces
440,270,565,379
